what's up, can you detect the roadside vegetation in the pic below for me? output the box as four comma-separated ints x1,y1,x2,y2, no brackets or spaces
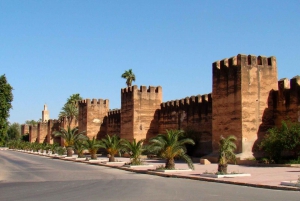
147,130,195,170
259,120,300,164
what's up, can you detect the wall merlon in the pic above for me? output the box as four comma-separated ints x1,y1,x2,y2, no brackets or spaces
220,58,229,68
278,78,290,90
108,109,121,115
202,94,209,102
140,85,147,92
234,54,276,67
189,96,196,103
213,60,221,69
291,75,300,89
196,95,202,103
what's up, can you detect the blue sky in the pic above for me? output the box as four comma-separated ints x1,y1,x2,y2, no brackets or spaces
1,0,299,124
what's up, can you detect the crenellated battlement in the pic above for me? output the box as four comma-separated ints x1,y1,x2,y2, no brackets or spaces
78,98,109,106
108,109,121,116
160,93,212,118
213,54,276,69
121,85,162,95
161,94,212,108
275,76,300,108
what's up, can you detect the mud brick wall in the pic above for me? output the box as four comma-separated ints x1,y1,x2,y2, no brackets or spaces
274,76,300,125
37,122,48,143
47,120,60,144
107,109,121,136
78,99,109,139
29,125,38,143
21,124,29,135
121,85,162,142
159,94,212,156
212,54,278,157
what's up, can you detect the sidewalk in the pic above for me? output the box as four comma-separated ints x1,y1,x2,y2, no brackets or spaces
11,150,300,191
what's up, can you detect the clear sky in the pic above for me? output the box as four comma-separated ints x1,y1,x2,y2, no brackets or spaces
1,0,299,124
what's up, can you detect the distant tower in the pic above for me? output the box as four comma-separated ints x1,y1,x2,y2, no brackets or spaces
42,104,49,122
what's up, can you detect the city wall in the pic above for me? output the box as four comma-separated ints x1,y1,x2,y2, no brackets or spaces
159,94,212,156
22,54,300,159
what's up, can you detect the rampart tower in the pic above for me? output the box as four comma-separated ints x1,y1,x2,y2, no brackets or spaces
212,54,278,158
121,85,162,142
78,99,109,139
42,104,49,122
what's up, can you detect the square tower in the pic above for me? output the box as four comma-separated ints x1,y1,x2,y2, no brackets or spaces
78,99,109,139
212,54,278,158
121,85,162,142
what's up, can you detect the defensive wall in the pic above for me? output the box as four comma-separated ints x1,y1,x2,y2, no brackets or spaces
78,99,109,139
21,54,300,158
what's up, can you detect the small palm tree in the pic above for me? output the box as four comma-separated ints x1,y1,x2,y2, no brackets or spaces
49,143,59,154
121,69,136,87
83,137,101,159
74,140,86,158
99,134,123,162
218,135,237,174
122,139,145,165
53,126,87,157
148,130,195,170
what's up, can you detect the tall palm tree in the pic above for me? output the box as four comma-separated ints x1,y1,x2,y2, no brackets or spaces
122,139,145,165
53,126,87,157
83,137,101,159
58,93,83,128
148,130,195,170
218,135,237,174
99,134,123,162
59,104,79,128
121,69,136,87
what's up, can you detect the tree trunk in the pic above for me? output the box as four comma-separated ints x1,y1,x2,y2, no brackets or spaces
67,147,73,157
109,154,115,162
91,150,97,159
78,151,84,158
218,164,228,174
165,158,175,169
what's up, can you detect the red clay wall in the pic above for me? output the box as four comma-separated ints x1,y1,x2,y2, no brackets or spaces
121,85,162,142
78,99,109,139
107,109,121,136
212,54,278,158
158,94,212,156
274,76,300,125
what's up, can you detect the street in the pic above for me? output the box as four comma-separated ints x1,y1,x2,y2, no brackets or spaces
0,150,298,201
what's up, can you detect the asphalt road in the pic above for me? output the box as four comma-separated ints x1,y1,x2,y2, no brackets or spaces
0,151,299,201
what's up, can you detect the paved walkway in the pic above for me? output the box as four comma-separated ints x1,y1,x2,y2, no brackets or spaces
9,150,300,191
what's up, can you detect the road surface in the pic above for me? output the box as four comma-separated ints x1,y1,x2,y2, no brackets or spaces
0,150,298,201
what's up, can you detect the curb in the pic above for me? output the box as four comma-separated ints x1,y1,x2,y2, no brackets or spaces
9,149,300,191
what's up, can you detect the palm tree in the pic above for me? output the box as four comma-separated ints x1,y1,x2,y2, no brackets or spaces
148,130,195,170
121,69,136,87
99,134,123,162
59,104,79,128
58,93,83,127
74,140,86,158
122,139,145,165
53,126,87,157
218,135,237,174
83,137,101,159
49,143,59,154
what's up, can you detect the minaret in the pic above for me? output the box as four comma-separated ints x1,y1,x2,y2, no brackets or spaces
42,104,49,122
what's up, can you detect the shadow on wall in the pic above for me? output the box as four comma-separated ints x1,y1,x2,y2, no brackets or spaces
252,90,276,158
145,110,160,142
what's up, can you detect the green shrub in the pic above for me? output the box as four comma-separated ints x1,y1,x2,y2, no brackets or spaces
259,120,300,163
